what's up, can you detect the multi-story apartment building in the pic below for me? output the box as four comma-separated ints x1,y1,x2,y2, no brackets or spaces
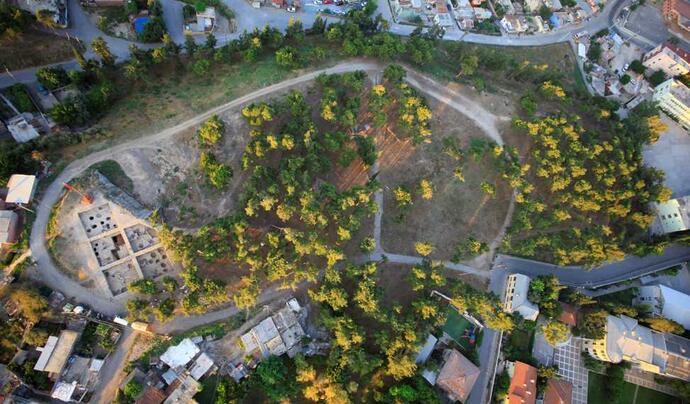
653,78,690,129
643,42,690,77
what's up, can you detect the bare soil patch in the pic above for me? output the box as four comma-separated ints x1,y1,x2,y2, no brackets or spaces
0,29,78,70
379,96,513,261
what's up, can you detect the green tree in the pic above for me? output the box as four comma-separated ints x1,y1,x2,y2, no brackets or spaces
575,309,608,339
275,46,299,68
138,17,166,42
128,279,157,295
91,36,115,66
124,379,143,400
648,70,667,86
198,115,225,146
252,356,297,401
457,54,479,77
10,286,48,324
192,59,211,76
36,67,69,90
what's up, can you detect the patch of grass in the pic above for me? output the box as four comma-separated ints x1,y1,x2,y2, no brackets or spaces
587,371,636,404
89,160,134,194
634,386,677,404
598,288,637,306
194,374,224,404
0,29,79,71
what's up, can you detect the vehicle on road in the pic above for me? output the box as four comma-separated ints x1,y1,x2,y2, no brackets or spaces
287,5,296,11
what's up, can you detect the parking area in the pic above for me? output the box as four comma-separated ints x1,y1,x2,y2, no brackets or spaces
643,115,690,198
553,337,588,404
625,5,671,45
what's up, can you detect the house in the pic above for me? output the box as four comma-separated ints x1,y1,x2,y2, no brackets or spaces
497,0,516,14
7,115,40,143
184,7,216,34
507,361,537,404
160,338,200,373
650,195,690,235
635,285,690,329
240,301,305,359
0,210,19,248
653,78,690,129
643,42,690,77
663,0,690,32
435,349,480,403
434,0,454,26
544,378,573,404
415,334,438,364
34,330,79,377
503,274,539,321
584,315,690,380
51,380,78,402
136,386,167,404
500,15,528,33
189,352,215,380
163,373,201,404
558,303,577,327
5,174,37,205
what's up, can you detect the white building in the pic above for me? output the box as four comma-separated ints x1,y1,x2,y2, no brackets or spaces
650,195,690,235
584,315,690,380
643,42,690,78
500,15,528,33
635,285,690,329
160,338,200,372
5,174,37,205
653,78,690,129
524,0,542,12
240,300,305,359
503,273,539,321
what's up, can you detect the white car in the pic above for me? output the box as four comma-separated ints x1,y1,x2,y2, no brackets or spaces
623,63,630,71
287,5,296,11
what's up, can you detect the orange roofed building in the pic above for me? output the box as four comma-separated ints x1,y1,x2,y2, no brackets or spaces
506,361,537,404
544,378,572,404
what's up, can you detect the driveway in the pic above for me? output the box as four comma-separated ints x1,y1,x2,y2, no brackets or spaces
553,337,589,404
643,114,690,198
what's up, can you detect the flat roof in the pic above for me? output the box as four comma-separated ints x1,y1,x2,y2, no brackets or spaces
189,352,214,380
34,336,59,371
6,174,37,204
160,338,200,370
44,330,79,374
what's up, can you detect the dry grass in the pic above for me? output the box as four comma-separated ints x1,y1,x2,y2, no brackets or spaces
379,96,513,261
0,30,78,71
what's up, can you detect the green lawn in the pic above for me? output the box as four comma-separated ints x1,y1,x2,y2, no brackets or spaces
587,371,677,404
442,309,482,352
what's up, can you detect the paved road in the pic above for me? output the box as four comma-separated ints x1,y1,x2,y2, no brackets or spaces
495,244,690,288
90,327,135,404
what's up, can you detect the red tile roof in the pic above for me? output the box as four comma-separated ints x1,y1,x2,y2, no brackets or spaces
508,362,538,404
135,386,166,404
558,303,578,327
544,379,573,404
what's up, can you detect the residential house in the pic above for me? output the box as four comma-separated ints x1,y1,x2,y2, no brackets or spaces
136,386,167,404
34,330,79,378
163,373,201,404
544,378,573,404
506,361,537,404
240,301,305,359
653,79,690,129
435,349,480,403
543,0,562,10
184,7,216,34
0,210,19,250
415,334,438,364
7,115,40,143
500,15,528,33
503,274,539,321
584,315,690,380
663,0,690,32
635,285,690,329
5,174,37,205
17,0,68,27
434,0,454,26
643,42,690,77
650,195,690,235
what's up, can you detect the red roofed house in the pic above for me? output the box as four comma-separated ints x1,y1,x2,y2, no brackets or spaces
435,349,480,403
664,0,690,32
643,42,690,77
507,361,537,404
558,303,577,327
544,378,573,404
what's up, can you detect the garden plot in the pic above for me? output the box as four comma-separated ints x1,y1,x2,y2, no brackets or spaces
379,96,513,261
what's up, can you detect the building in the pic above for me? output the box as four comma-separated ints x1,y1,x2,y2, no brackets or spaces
160,338,200,373
524,0,542,12
5,174,37,205
503,274,539,321
34,330,79,377
189,353,215,380
506,361,537,404
558,303,578,327
0,210,19,248
184,7,216,34
415,334,438,364
240,301,305,358
663,0,690,32
653,78,690,129
434,0,454,26
643,43,690,77
635,285,690,329
544,378,572,404
434,349,480,403
7,115,40,143
163,374,200,404
650,195,690,235
136,386,167,404
500,15,528,33
584,315,690,380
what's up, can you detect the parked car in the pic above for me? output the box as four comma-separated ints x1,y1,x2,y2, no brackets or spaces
287,5,296,11
623,63,630,71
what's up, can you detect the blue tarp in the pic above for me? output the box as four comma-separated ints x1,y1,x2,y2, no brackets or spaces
549,14,561,27
134,16,150,34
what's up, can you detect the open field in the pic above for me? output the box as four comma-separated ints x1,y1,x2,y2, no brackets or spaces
0,30,78,71
379,95,513,261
